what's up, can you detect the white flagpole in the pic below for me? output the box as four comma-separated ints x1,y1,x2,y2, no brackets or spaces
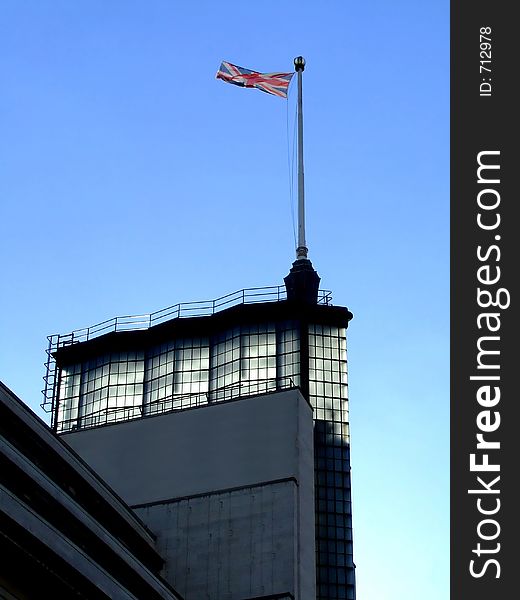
294,56,308,260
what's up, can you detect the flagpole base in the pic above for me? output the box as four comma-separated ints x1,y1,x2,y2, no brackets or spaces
296,245,308,260
284,257,320,304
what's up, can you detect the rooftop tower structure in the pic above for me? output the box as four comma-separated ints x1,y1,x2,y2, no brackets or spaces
43,267,355,599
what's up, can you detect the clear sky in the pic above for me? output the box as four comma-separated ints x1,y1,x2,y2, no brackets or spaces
0,1,449,598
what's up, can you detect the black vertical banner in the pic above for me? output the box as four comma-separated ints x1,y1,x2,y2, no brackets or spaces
452,1,518,599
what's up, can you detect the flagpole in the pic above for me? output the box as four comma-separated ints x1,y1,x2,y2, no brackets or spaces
285,57,320,304
294,56,308,260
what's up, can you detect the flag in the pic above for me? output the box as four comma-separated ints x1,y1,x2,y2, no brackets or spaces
216,61,294,98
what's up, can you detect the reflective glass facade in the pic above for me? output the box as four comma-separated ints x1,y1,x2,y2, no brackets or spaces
145,338,210,413
56,321,300,432
309,324,355,600
58,352,145,429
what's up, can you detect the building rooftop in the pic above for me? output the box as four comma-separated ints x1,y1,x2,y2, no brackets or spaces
42,284,335,421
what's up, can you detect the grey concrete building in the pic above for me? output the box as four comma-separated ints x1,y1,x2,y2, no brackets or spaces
64,389,315,599
0,381,183,599
40,260,356,599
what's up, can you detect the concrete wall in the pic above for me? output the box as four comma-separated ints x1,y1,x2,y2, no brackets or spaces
63,389,316,600
135,481,296,600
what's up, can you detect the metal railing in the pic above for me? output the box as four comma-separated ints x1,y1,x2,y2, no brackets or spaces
42,284,331,417
52,285,332,346
55,377,299,434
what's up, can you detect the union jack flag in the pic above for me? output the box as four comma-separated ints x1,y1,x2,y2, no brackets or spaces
216,61,294,99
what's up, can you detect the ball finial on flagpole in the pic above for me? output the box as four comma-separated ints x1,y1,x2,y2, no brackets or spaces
294,56,305,71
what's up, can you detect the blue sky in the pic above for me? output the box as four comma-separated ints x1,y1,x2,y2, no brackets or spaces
0,1,449,598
